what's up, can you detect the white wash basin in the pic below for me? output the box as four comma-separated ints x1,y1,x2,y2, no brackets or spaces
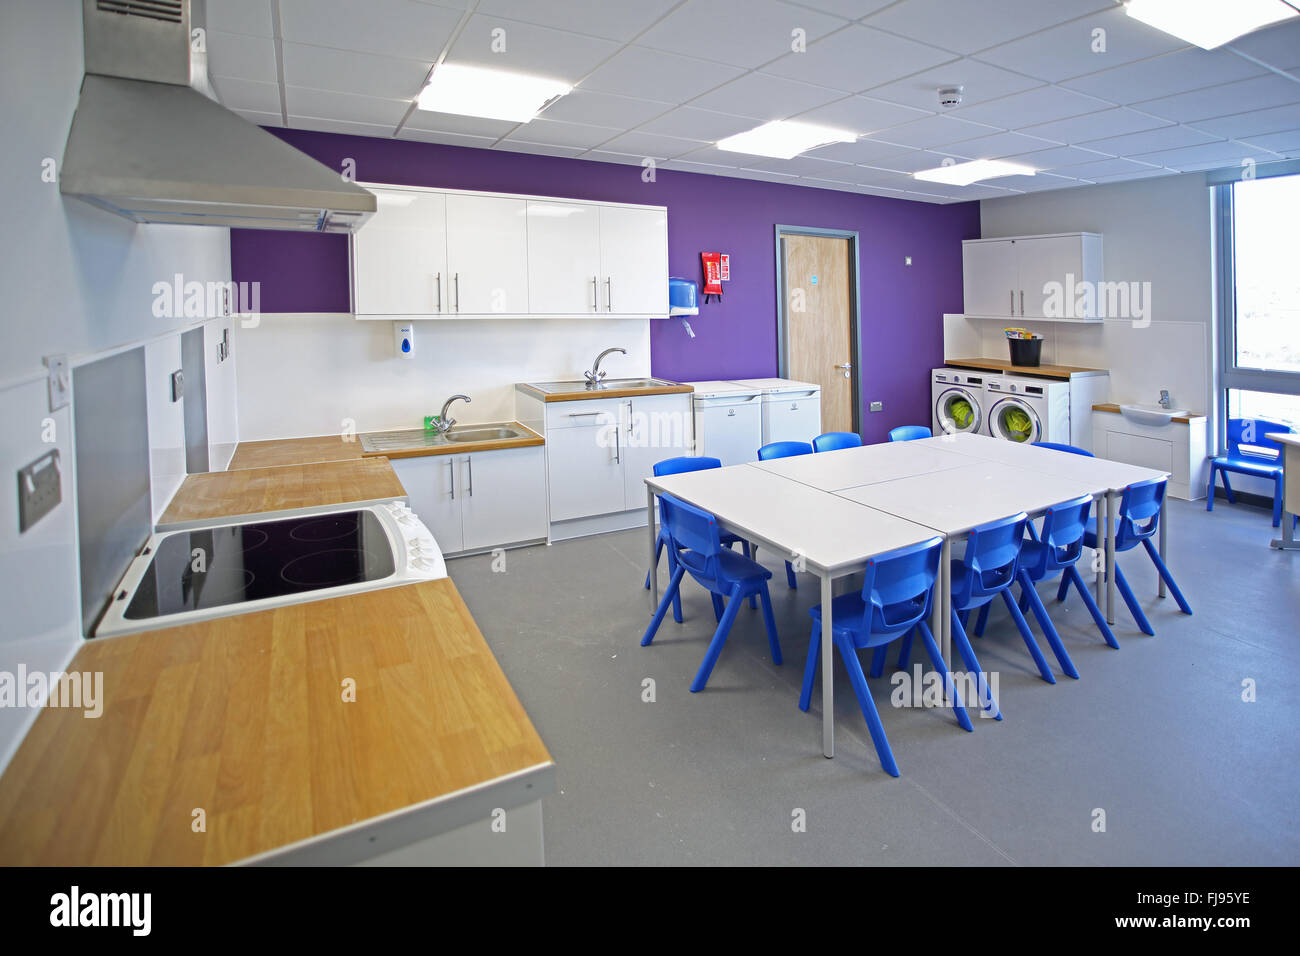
1120,404,1188,427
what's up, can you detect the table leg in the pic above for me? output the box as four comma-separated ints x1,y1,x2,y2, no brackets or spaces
1095,494,1103,604
1158,493,1167,598
647,485,658,612
940,536,952,669
1271,450,1300,551
821,573,834,759
1106,492,1116,626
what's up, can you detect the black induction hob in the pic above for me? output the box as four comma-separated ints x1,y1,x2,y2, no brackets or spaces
124,509,396,620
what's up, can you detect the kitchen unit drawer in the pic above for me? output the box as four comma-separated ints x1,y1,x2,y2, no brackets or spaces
545,398,624,428
962,233,1102,322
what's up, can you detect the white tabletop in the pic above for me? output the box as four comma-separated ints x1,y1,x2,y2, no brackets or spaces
837,461,1101,535
748,441,970,492
1267,432,1300,449
647,465,940,574
912,433,1168,492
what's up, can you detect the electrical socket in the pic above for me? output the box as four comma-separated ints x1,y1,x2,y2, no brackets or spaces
870,401,883,412
44,354,70,412
18,449,61,533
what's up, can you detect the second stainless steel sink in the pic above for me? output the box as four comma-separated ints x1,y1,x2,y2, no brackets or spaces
529,377,676,393
359,423,529,453
443,426,521,442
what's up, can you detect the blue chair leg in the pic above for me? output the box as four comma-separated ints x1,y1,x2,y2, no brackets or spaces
915,621,972,732
785,561,798,590
757,586,782,665
710,593,724,623
1063,565,1120,649
1273,475,1283,528
1140,538,1192,615
1221,471,1236,503
1206,463,1216,512
798,624,819,712
1055,574,1070,602
641,566,685,647
1017,572,1079,680
1000,588,1056,684
1113,562,1154,635
643,530,666,589
869,645,888,678
836,635,901,777
973,604,989,637
896,629,914,669
665,547,684,623
950,610,1001,719
691,584,746,692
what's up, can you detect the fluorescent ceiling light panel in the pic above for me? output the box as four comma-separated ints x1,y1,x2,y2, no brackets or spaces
1122,0,1298,50
913,159,1037,186
716,121,856,159
417,64,572,123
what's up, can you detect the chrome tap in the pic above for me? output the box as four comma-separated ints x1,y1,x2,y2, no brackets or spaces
584,347,626,388
433,394,470,433
1158,389,1171,409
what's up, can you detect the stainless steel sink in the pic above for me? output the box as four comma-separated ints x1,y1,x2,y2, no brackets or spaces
359,423,528,452
528,377,677,393
443,426,522,442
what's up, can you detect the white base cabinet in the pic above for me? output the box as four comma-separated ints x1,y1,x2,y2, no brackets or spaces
1092,409,1208,501
390,446,546,556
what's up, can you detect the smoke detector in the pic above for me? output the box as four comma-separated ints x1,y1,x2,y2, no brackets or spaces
938,86,964,108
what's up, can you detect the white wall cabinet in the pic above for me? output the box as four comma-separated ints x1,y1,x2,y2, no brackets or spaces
352,184,668,320
390,446,545,555
962,233,1102,322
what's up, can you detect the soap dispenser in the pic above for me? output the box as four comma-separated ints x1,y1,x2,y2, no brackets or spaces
394,322,414,359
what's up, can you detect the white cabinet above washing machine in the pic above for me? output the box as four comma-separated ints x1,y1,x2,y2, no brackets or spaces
962,233,1103,322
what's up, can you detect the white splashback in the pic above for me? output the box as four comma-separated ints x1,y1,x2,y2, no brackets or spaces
234,314,653,440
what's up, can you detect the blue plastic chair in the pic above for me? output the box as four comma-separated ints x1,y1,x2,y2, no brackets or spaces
757,440,813,460
813,432,863,453
974,495,1117,672
1079,477,1191,635
798,537,968,776
889,425,932,442
641,495,781,692
1207,418,1293,527
1033,441,1094,457
643,456,751,621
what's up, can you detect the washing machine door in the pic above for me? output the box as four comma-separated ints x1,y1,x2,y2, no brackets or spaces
988,396,1042,443
934,385,983,435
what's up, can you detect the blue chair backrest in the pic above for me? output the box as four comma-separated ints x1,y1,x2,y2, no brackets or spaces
856,537,944,645
1226,418,1290,462
658,493,723,572
813,432,863,453
954,513,1028,603
889,425,932,442
1023,495,1092,576
1033,441,1094,457
653,455,722,477
1115,477,1165,549
758,440,813,460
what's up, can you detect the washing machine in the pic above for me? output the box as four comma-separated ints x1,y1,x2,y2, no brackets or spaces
984,375,1070,444
932,368,987,437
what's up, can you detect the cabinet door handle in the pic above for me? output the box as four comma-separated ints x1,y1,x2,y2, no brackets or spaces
467,456,473,497
435,272,442,313
627,401,633,435
592,276,598,311
605,277,612,312
614,425,621,464
454,272,460,312
567,411,602,418
448,458,455,500
1010,290,1015,314
1019,290,1024,315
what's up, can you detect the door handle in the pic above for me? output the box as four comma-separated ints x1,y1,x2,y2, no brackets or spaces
1011,290,1015,314
835,363,852,370
605,277,612,312
627,400,633,436
448,458,455,500
592,276,598,311
435,272,442,312
467,456,473,497
454,272,460,312
1019,290,1024,315
614,425,621,464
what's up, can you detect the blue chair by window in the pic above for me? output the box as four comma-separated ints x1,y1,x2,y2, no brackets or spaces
973,495,1117,674
1033,441,1094,457
889,425,932,442
798,537,969,777
754,441,812,590
812,431,863,453
1207,418,1293,527
641,494,781,693
1078,477,1191,635
643,456,752,621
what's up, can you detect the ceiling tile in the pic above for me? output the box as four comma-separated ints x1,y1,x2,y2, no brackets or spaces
939,130,1064,157
202,0,274,37
1019,107,1171,144
779,0,896,18
287,115,398,138
286,87,410,126
211,76,282,115
232,108,284,128
404,110,521,138
862,0,1113,56
398,127,498,148
973,5,1185,82
1080,124,1221,154
501,117,621,149
445,14,621,83
952,86,1114,129
735,167,801,183
636,0,848,69
1006,144,1115,169
1225,19,1300,72
592,130,707,158
673,144,764,167
1130,141,1284,171
282,43,431,99
538,90,673,127
473,0,681,41
279,0,462,60
840,183,910,198
861,114,1000,149
1061,47,1264,104
762,24,956,92
864,58,1044,112
1237,128,1300,156
1133,75,1300,124
803,139,919,163
983,170,1082,191
637,107,763,141
1189,103,1300,140
866,149,980,173
747,154,854,177
690,73,845,119
1057,156,1163,180
586,150,660,167
661,158,740,175
1087,166,1175,183
580,46,745,104
491,140,587,158
790,95,932,134
206,31,278,83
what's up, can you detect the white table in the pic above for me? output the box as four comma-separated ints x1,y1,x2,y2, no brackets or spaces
913,434,1170,624
1267,432,1300,552
645,464,940,759
838,461,1102,665
749,440,971,492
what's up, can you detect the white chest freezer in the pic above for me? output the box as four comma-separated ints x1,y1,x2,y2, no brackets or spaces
685,381,763,467
729,378,823,445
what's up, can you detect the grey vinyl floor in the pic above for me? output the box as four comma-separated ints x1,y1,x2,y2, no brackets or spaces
447,496,1299,866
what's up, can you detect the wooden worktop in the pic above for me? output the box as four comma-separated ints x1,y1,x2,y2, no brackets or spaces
944,357,1109,380
1093,402,1203,424
158,457,406,527
516,381,694,402
0,579,553,866
229,435,364,470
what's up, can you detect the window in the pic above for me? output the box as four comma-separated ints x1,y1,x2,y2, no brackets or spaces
1214,165,1300,443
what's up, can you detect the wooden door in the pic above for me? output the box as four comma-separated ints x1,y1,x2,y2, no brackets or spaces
783,234,854,433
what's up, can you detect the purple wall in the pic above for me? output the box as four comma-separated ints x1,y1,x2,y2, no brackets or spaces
231,128,979,442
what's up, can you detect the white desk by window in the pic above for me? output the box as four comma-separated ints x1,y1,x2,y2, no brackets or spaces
1267,432,1300,551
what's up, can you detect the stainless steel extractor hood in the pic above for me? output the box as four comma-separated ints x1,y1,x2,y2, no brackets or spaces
60,0,375,232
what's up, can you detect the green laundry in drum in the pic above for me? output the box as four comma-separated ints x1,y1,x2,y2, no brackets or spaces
1003,408,1032,437
949,398,973,428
